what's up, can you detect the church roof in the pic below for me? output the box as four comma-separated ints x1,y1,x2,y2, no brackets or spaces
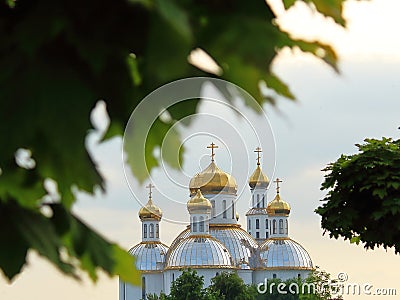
129,242,169,272
259,238,313,270
248,165,269,189
165,235,234,269
189,161,237,196
169,224,259,268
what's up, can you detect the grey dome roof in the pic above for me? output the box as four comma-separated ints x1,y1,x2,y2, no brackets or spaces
259,238,313,269
245,207,268,216
170,224,258,268
166,235,234,269
129,242,169,272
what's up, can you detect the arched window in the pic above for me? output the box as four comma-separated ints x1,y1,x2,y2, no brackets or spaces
223,200,227,218
172,273,175,282
248,219,251,230
262,195,265,208
231,200,235,219
256,219,260,229
149,224,154,238
273,220,277,234
257,195,260,208
266,231,269,238
193,216,197,232
199,216,204,232
211,200,215,217
265,219,268,229
156,224,159,238
142,277,146,300
279,219,284,234
273,274,277,279
285,219,288,234
256,232,260,239
143,224,147,238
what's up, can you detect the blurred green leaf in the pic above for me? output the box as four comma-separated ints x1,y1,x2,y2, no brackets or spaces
0,0,355,283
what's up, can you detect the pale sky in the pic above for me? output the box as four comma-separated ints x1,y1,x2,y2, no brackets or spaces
1,1,400,299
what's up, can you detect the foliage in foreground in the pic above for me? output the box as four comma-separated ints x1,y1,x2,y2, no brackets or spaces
316,138,400,253
0,0,358,284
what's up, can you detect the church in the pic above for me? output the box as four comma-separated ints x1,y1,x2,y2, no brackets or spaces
119,144,314,300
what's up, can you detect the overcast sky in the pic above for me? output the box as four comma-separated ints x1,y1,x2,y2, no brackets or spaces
1,1,400,299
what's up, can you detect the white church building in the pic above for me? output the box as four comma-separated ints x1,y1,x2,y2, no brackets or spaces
119,144,314,300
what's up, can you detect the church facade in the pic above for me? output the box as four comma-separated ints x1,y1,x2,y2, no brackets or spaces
119,145,314,300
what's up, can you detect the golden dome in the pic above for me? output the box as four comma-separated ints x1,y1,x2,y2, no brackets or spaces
267,194,291,216
189,161,237,196
248,165,270,189
187,189,212,213
139,197,162,221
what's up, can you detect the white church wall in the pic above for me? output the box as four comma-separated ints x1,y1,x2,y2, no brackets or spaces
237,269,253,285
254,269,313,286
120,273,164,300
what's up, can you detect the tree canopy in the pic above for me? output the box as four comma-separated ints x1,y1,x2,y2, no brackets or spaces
316,137,400,253
208,271,257,300
0,0,356,284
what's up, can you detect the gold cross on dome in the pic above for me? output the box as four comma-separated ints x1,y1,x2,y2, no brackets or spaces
254,147,262,166
146,183,155,198
274,178,283,194
207,142,219,162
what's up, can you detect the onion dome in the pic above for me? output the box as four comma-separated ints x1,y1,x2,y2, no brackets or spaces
169,224,259,268
266,194,291,216
248,165,269,189
189,161,237,196
187,189,212,213
129,242,169,272
267,178,290,216
166,236,234,269
259,238,313,270
249,147,269,189
139,197,162,221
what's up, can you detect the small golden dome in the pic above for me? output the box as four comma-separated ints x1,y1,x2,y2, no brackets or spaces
267,194,291,216
189,161,237,196
139,197,162,221
187,189,212,213
248,165,270,189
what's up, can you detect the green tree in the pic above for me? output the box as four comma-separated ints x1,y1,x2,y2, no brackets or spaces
316,137,400,253
0,0,361,284
166,269,218,300
208,271,257,300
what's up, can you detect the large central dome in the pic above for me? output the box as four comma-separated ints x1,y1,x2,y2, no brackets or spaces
169,224,258,267
189,161,237,196
166,235,234,270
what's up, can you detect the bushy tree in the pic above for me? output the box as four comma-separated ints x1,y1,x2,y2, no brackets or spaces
316,137,400,253
166,269,219,300
208,271,257,300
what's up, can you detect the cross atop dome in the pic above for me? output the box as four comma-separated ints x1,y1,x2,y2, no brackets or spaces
254,147,262,166
207,142,219,162
146,183,155,199
274,178,283,194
